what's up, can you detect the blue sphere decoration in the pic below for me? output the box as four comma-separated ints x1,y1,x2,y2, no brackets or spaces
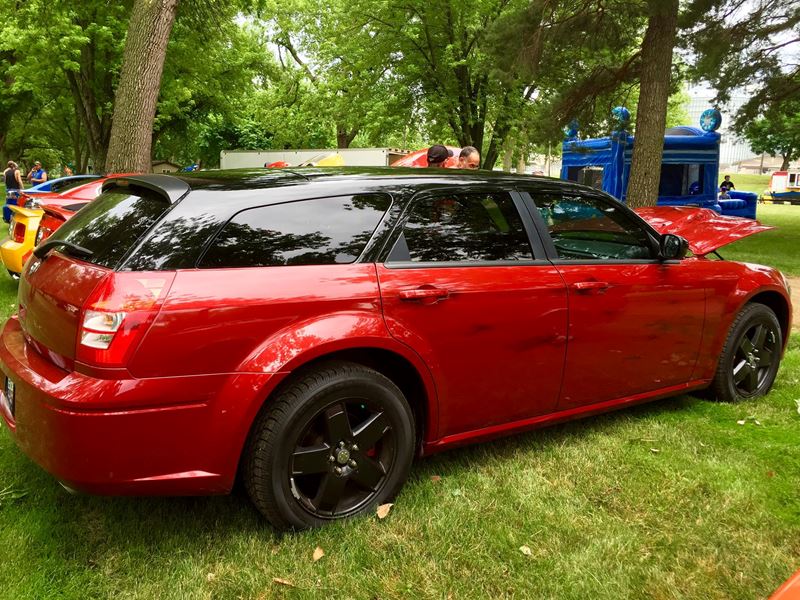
564,119,580,139
700,108,722,132
611,106,631,129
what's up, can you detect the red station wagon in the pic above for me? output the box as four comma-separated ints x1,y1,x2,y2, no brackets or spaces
0,168,791,530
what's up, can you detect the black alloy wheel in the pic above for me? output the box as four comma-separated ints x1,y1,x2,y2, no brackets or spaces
712,303,783,402
290,399,396,518
243,361,415,530
731,321,779,396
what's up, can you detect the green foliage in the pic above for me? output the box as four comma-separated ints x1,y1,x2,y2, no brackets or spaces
684,0,800,129
742,103,800,169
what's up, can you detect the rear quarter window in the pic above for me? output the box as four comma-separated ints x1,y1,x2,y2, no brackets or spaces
199,194,391,268
46,187,171,269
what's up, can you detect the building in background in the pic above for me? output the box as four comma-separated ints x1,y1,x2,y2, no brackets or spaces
685,84,759,170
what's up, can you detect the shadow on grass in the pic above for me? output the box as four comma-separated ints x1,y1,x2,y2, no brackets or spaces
6,391,703,550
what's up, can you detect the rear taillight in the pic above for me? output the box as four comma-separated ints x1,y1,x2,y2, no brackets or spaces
35,225,50,246
76,272,175,367
12,221,25,243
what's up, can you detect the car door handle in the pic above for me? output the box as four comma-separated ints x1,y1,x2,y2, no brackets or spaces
399,286,450,302
571,281,610,294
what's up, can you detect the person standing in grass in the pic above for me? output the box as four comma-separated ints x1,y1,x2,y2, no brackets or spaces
4,161,23,192
27,161,47,185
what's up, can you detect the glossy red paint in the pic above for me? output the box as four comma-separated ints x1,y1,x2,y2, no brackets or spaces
0,173,792,499
635,206,774,256
391,147,462,169
377,263,567,437
771,569,800,600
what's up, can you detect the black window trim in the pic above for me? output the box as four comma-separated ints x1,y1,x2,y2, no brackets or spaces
518,189,669,265
194,192,395,269
379,186,549,269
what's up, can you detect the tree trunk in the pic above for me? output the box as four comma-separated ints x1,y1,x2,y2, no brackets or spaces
781,153,791,171
106,0,180,173
336,125,358,149
625,0,679,208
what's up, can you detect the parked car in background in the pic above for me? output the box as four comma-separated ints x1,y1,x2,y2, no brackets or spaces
1,177,112,276
0,168,790,530
3,175,100,222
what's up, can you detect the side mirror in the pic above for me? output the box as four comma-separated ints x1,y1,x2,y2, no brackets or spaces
659,234,689,260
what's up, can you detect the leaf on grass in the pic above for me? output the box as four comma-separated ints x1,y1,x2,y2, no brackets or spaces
273,578,295,587
430,475,442,483
0,486,28,505
312,546,324,562
737,420,746,425
377,503,393,519
754,419,762,426
519,545,532,556
649,448,660,453
767,470,775,478
795,400,800,415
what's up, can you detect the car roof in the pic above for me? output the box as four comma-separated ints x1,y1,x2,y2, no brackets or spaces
172,166,547,187
164,166,601,197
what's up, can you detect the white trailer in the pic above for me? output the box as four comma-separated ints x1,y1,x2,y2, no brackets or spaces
220,148,411,169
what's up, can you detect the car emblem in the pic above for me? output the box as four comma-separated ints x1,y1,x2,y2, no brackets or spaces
28,260,41,275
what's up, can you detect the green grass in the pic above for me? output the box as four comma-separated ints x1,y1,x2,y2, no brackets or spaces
0,186,798,600
724,204,800,276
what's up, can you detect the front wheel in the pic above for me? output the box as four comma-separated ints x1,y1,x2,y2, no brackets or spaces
243,361,415,530
711,303,783,402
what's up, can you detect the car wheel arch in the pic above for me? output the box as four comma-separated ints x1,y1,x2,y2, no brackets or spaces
745,290,791,344
230,342,438,489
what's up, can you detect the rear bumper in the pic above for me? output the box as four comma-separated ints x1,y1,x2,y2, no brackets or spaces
0,317,274,495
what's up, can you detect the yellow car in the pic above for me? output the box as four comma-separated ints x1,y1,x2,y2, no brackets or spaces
0,177,106,277
1,205,43,276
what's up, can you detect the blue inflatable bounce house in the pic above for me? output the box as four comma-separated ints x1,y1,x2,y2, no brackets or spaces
560,107,758,219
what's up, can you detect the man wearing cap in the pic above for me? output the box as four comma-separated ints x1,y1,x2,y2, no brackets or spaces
426,145,452,168
27,161,47,185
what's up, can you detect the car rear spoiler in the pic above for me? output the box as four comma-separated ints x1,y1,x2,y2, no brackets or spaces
101,174,190,204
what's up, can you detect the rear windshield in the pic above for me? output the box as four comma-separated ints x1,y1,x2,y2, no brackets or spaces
46,188,170,269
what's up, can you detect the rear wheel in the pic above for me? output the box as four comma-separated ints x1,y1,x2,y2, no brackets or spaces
711,303,782,402
243,361,415,530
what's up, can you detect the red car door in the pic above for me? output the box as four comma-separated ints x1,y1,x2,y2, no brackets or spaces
524,191,706,409
377,189,568,440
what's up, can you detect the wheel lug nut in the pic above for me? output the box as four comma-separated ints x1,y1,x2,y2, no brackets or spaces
339,441,345,447
348,459,357,467
334,467,342,475
328,455,335,463
351,444,359,451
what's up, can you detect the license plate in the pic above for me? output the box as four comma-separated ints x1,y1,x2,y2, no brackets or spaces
1,377,14,418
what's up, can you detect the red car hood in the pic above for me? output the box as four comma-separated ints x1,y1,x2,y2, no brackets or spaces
634,206,773,256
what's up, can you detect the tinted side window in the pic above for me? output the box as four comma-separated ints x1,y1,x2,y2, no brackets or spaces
48,188,171,269
532,194,654,260
388,192,533,263
199,194,391,268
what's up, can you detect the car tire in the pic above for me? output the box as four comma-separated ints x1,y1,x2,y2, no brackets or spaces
243,361,415,530
711,303,783,403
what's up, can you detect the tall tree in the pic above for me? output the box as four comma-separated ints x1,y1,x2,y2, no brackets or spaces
742,102,800,171
106,0,180,173
625,0,680,208
685,0,800,129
